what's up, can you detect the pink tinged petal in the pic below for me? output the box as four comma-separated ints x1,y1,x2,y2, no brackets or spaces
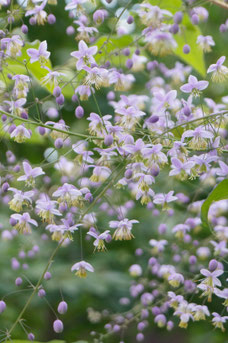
39,41,48,54
23,161,32,175
180,84,192,93
201,130,214,139
109,221,119,228
213,269,224,277
197,80,209,90
217,56,226,66
78,40,88,53
76,59,84,70
88,46,98,56
17,175,27,181
200,268,211,277
29,219,38,227
171,158,182,169
188,75,198,84
207,64,216,73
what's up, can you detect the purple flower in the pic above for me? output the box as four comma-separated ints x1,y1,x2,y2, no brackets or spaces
70,40,97,71
87,229,110,251
11,212,38,234
207,56,228,82
10,125,31,143
109,218,139,241
71,260,94,277
180,75,208,95
17,161,44,186
27,41,50,64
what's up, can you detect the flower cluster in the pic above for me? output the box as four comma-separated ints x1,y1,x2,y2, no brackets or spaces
0,0,228,342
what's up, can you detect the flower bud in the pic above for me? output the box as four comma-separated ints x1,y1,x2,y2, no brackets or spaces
75,105,84,119
58,301,68,314
48,14,56,24
0,301,6,313
127,15,134,24
183,44,190,54
93,10,105,24
107,91,115,100
55,138,64,149
53,319,64,333
174,11,183,24
66,26,75,35
38,289,46,298
191,14,199,25
21,24,28,34
136,333,144,342
15,277,23,286
56,94,65,105
28,333,35,341
44,271,52,280
220,24,227,33
2,182,9,192
169,24,179,34
126,58,133,69
53,86,61,98
209,259,218,272
104,134,113,146
125,169,133,179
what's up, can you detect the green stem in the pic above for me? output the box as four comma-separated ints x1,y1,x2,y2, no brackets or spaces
6,239,64,340
208,0,228,9
0,109,103,141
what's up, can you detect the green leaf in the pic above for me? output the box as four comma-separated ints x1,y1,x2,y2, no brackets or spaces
6,40,53,93
174,15,206,76
148,0,182,14
201,179,228,228
95,34,133,64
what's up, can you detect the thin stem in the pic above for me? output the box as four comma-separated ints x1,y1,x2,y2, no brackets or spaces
0,109,103,141
6,239,64,339
208,0,228,9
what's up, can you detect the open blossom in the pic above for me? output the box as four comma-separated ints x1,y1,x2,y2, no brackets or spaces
10,125,31,143
8,188,34,212
169,158,195,180
11,212,38,234
181,127,214,150
180,75,208,96
27,41,50,64
198,268,223,301
25,0,48,25
12,74,30,98
1,35,23,57
4,98,26,117
153,90,177,112
17,161,44,187
109,218,139,241
196,35,215,52
149,239,167,254
153,191,177,209
139,4,172,27
168,272,184,288
216,161,228,177
87,229,110,251
36,199,62,223
212,312,228,332
52,183,82,207
71,40,97,71
207,56,228,82
65,0,86,12
71,260,94,278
